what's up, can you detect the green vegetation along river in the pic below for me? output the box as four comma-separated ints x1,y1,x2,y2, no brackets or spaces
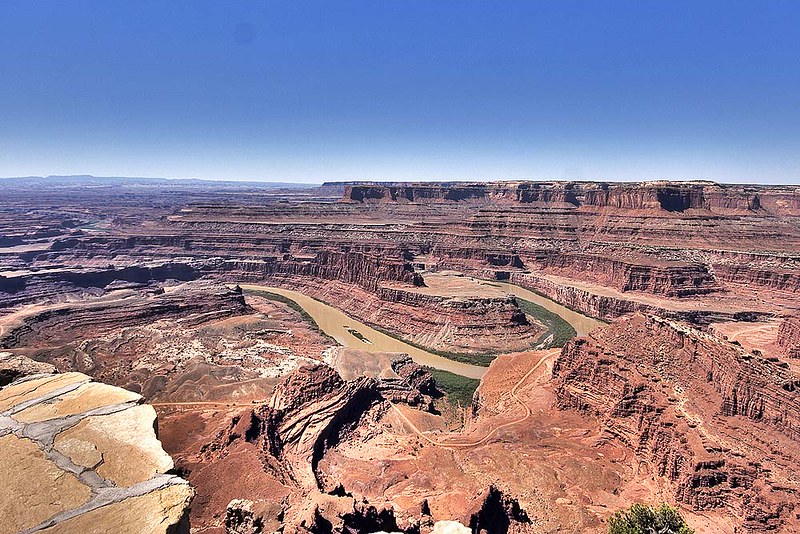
241,284,488,379
490,281,604,336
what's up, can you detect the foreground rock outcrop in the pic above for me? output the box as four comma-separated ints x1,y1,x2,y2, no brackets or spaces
175,360,439,533
0,368,193,533
261,363,384,490
179,360,541,533
0,351,55,386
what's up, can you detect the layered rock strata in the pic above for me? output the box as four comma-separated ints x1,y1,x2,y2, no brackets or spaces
193,362,440,533
0,351,56,386
509,271,773,324
553,315,800,532
343,181,797,214
0,263,201,309
5,180,800,329
210,250,423,294
195,361,540,534
531,252,721,297
777,317,800,358
0,281,249,350
254,275,543,354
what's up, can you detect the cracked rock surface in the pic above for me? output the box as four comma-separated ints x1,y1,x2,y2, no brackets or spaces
0,371,193,533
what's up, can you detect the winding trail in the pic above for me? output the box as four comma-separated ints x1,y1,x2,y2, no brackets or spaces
151,400,261,411
152,283,581,437
232,283,570,448
236,281,599,379
390,349,558,449
153,350,558,451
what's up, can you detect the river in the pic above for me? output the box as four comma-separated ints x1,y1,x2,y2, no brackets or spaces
238,282,602,380
488,281,603,336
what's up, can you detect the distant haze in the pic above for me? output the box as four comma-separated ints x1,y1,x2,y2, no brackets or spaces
0,2,798,184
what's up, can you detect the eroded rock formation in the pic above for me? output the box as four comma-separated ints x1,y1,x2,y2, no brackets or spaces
186,361,445,533
777,316,800,358
261,363,384,489
553,315,800,532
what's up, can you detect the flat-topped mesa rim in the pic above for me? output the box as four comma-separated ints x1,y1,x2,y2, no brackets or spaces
337,179,800,214
327,178,726,186
326,178,800,190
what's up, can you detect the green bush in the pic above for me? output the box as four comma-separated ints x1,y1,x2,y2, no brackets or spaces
425,367,480,407
608,503,694,534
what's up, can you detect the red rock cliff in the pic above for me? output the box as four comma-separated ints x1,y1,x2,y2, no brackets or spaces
777,317,800,358
553,315,800,532
342,181,796,215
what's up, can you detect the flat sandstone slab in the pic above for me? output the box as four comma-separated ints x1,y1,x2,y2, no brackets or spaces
55,404,173,486
38,483,194,534
0,372,89,413
0,368,192,533
0,433,92,532
14,381,141,423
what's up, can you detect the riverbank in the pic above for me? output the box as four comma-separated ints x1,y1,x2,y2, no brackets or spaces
239,284,488,379
237,279,603,379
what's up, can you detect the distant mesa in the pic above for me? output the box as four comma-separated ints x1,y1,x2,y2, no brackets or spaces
338,180,792,214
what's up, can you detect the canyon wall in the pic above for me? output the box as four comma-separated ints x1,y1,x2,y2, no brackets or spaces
343,181,797,215
553,315,800,532
208,250,423,293
777,317,800,358
0,263,201,308
715,264,800,293
249,275,544,355
5,180,800,318
532,252,720,297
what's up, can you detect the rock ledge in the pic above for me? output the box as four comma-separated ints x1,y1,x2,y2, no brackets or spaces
0,370,193,533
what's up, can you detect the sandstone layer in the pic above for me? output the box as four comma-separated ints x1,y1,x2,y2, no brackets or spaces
777,317,800,358
5,180,800,333
0,367,193,533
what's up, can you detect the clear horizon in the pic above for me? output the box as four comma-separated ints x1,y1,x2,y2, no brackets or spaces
1,174,797,187
1,2,799,185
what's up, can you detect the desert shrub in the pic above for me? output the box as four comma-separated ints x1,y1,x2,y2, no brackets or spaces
608,503,694,534
426,367,480,407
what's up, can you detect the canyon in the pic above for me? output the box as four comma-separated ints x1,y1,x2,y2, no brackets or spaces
1,177,799,533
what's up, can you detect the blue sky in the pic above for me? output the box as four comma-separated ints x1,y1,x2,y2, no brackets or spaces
0,1,798,184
